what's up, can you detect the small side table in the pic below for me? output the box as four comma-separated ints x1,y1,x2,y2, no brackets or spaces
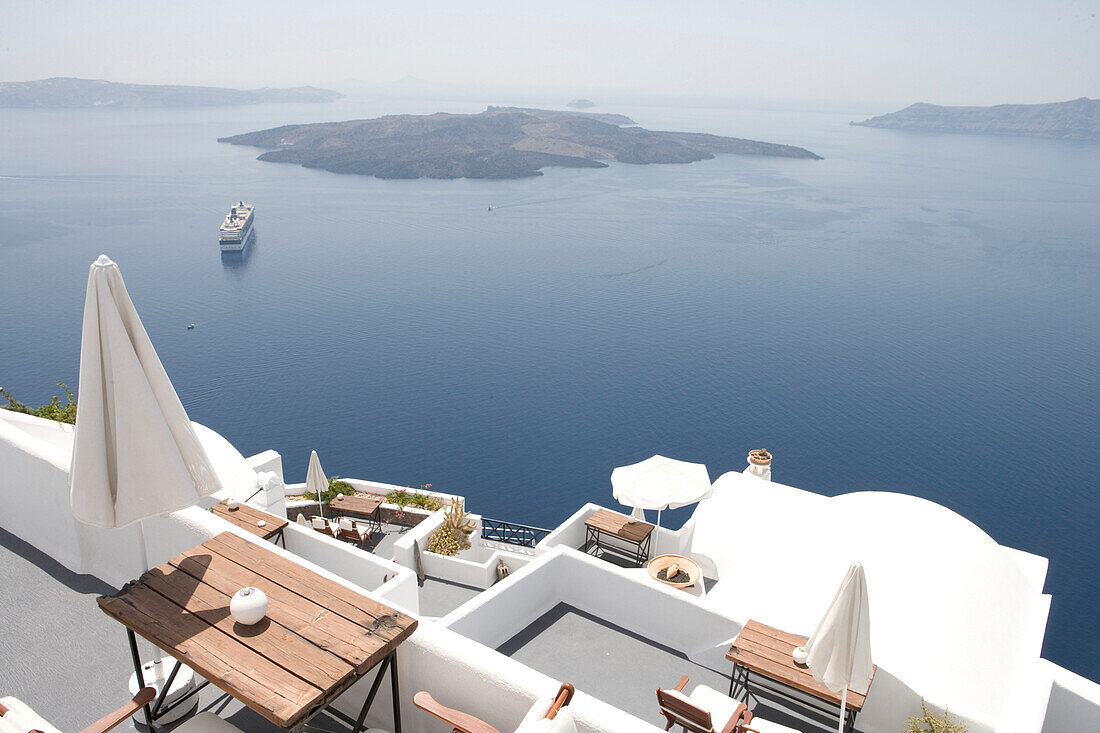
212,500,287,547
583,508,654,567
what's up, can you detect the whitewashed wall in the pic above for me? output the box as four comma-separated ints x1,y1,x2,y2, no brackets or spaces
443,546,738,671
392,511,534,590
327,616,663,733
281,521,418,613
535,503,707,575
1036,659,1100,733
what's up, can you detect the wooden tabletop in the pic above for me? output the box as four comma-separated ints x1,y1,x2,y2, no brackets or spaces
211,500,288,540
726,620,874,711
584,508,655,543
330,493,384,518
98,531,417,730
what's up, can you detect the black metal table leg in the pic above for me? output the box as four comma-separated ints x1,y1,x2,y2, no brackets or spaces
390,649,402,733
127,629,155,730
150,659,181,718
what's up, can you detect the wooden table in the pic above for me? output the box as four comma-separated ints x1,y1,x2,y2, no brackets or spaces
583,508,654,567
331,494,384,533
726,620,875,733
98,531,417,732
211,500,288,547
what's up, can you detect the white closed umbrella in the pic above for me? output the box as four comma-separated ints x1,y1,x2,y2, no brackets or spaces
611,455,713,530
70,255,222,566
306,450,328,519
797,562,873,733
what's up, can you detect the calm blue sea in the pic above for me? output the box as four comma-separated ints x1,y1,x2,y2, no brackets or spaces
1,98,1096,681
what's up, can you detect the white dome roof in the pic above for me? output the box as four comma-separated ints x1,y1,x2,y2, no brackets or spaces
693,471,1049,721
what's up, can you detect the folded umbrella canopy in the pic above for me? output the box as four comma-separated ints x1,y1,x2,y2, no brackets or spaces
70,255,222,533
306,449,329,518
799,562,873,733
611,455,713,529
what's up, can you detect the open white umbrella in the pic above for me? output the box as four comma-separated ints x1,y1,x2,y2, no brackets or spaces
70,255,222,564
306,450,328,519
795,562,873,733
610,455,712,530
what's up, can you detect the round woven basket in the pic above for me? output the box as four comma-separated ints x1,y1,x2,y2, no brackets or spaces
647,554,702,589
748,449,772,466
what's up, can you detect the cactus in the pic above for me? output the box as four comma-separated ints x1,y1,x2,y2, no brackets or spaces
427,500,476,556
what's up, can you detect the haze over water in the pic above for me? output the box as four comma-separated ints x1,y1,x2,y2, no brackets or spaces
1,97,1097,680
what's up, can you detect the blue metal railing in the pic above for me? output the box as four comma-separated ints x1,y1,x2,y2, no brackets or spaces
481,517,550,548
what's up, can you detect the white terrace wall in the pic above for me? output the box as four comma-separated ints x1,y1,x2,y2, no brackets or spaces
392,511,534,590
324,610,662,733
281,520,418,613
1037,659,1100,733
535,503,705,574
443,546,739,671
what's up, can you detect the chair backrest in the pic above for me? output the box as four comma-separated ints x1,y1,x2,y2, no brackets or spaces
296,514,309,526
339,517,355,532
311,517,328,531
656,687,713,733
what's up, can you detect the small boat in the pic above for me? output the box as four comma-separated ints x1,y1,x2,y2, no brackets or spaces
487,204,494,211
187,323,196,330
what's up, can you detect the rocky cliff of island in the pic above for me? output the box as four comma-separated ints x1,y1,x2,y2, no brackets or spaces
218,106,821,180
852,98,1100,140
0,77,344,108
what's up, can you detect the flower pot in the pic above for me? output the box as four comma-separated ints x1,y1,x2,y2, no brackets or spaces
748,449,772,467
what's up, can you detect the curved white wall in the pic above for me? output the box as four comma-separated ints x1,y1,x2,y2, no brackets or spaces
693,472,1050,725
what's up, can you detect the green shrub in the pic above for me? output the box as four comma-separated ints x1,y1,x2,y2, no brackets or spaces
385,486,442,511
903,701,967,733
2,383,77,425
304,475,357,503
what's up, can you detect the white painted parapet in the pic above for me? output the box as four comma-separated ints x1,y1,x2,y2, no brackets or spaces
392,511,534,590
280,521,418,614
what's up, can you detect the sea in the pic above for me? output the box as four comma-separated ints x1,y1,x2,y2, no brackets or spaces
1,96,1097,681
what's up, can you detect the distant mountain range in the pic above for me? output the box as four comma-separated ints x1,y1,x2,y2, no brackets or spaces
0,77,343,108
852,98,1100,140
218,105,821,180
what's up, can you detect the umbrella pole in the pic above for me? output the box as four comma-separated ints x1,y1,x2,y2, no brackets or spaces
838,687,847,733
136,519,150,573
134,519,162,668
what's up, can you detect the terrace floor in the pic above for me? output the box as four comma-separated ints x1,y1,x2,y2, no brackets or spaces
497,603,855,733
0,527,283,733
418,577,484,618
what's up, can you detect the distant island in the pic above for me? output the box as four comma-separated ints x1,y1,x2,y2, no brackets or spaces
852,98,1100,140
0,77,344,108
218,106,821,180
567,99,596,108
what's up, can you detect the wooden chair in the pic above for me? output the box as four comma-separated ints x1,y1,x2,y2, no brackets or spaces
656,676,755,733
414,682,575,733
1,687,154,733
337,517,377,549
311,516,336,537
2,689,246,733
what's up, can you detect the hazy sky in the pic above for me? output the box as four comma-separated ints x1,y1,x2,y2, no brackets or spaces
3,0,1097,106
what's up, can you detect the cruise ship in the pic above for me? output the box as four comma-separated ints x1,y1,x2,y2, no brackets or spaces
219,201,255,251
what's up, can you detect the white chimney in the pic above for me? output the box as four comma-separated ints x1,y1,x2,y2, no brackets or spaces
745,449,772,481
